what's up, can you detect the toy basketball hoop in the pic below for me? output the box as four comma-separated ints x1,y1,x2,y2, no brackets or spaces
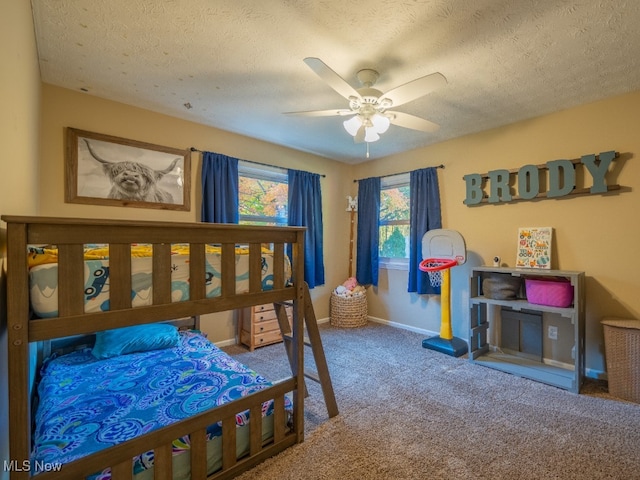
419,257,459,287
419,229,468,357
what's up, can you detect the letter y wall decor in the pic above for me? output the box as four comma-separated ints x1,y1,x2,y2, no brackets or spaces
463,150,628,205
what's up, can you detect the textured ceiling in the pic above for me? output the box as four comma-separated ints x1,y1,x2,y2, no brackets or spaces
31,0,640,164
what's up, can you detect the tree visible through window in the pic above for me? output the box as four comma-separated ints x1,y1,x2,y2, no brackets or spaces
238,162,288,226
380,174,410,259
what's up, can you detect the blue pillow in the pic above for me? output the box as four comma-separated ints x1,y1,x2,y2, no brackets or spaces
92,324,180,359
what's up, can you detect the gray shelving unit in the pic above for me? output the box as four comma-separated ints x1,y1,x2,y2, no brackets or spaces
469,266,585,393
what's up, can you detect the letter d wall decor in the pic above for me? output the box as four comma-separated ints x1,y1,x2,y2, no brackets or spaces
463,150,627,205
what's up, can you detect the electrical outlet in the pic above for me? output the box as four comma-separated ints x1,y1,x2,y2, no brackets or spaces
548,325,558,340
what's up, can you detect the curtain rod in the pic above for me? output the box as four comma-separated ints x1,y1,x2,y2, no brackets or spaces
352,164,444,183
190,147,326,178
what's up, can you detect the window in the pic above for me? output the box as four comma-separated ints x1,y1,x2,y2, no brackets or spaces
238,162,288,226
379,173,410,268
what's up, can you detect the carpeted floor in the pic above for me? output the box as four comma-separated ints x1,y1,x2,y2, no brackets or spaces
224,322,640,480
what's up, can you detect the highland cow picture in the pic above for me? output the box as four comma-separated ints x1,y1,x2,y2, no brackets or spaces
65,128,191,211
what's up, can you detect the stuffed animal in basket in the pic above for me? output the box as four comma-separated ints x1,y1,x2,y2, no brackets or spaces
334,277,365,297
343,277,358,290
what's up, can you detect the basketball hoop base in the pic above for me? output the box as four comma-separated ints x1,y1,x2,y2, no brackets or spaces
422,335,468,358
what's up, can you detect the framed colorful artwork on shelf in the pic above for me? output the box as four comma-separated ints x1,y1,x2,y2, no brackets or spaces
515,227,552,269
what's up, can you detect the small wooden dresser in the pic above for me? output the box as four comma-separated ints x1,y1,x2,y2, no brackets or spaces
238,303,292,351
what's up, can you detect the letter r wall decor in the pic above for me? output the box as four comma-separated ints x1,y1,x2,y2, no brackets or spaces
65,127,191,211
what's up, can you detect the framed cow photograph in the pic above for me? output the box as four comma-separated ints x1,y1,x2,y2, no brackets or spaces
65,128,191,211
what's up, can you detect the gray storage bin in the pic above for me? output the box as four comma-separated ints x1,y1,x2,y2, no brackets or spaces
482,272,522,300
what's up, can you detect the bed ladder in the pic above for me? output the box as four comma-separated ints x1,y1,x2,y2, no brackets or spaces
275,282,339,418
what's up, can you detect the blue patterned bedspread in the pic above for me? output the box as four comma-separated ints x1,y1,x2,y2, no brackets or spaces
31,330,290,476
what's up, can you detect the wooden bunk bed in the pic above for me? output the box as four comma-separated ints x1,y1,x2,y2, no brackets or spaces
3,215,307,480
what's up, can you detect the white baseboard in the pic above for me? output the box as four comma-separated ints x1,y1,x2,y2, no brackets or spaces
215,338,239,348
367,315,439,338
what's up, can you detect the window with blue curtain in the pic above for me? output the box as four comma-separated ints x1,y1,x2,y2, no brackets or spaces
356,177,381,286
201,154,326,288
201,151,239,223
287,169,325,288
407,167,442,294
356,168,441,292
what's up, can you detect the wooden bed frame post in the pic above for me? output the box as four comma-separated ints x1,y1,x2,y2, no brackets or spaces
6,221,31,480
293,229,306,442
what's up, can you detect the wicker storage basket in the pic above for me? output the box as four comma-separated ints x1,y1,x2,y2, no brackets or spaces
330,291,368,327
602,318,640,403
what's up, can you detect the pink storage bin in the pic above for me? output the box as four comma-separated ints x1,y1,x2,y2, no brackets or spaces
525,278,573,307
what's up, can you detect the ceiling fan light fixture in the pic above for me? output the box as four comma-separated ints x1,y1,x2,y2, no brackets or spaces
343,115,363,136
371,113,390,134
364,128,380,143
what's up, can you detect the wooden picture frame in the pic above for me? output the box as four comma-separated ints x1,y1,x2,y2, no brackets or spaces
65,128,191,211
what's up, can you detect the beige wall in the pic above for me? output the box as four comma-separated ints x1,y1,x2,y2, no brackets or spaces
353,91,640,375
3,15,639,461
1,1,41,477
39,84,354,342
16,81,640,376
1,7,40,217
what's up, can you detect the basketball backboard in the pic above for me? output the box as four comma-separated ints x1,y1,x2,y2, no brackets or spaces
421,229,466,265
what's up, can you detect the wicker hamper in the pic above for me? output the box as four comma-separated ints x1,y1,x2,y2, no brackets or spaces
602,318,640,403
330,291,368,327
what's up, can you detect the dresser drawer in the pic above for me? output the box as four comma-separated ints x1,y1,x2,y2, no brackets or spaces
253,308,293,322
239,327,283,349
253,329,284,348
242,318,280,334
253,309,278,322
253,303,275,313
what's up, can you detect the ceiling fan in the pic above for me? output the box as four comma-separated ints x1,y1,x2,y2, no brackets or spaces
285,57,447,144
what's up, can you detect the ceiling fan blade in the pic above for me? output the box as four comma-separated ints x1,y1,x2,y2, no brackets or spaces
380,72,447,108
304,57,362,101
283,108,354,117
388,111,440,133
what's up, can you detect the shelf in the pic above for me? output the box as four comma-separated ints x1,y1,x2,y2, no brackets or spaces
471,351,576,391
468,266,585,393
469,296,576,317
470,266,584,277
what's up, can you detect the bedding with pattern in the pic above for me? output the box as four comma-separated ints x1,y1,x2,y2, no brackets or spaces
31,329,292,478
27,244,290,318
